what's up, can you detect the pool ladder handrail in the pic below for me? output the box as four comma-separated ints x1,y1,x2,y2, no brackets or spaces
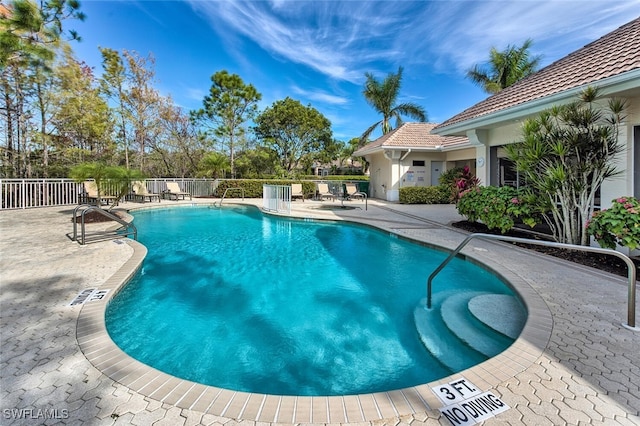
426,233,637,330
340,190,368,210
216,187,245,207
72,204,137,245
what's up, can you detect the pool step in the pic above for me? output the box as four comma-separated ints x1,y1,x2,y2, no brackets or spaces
414,291,526,373
414,295,486,373
441,292,514,358
468,294,527,339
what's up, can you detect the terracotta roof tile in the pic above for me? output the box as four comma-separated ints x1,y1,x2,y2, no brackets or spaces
435,17,640,131
353,123,468,156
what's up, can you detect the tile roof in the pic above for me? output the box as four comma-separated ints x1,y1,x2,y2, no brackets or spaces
353,122,469,156
0,4,10,18
434,17,640,132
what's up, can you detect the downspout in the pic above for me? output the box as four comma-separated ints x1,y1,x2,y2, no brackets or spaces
399,149,411,190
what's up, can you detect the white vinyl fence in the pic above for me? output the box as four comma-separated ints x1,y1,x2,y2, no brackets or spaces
0,179,82,209
0,178,220,210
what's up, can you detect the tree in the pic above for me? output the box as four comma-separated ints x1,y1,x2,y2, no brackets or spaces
360,66,426,144
123,50,161,172
1,0,84,177
467,39,541,94
0,0,84,68
253,97,332,173
198,152,229,178
234,146,280,178
98,49,162,172
151,102,204,178
505,87,626,245
99,47,130,168
52,49,114,168
69,162,143,209
191,70,261,178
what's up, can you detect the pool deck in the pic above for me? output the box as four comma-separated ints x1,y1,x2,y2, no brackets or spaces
0,198,638,425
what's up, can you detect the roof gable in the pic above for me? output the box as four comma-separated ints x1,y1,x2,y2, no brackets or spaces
353,123,469,156
435,17,640,132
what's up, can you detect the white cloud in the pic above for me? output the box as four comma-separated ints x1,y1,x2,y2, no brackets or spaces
186,0,639,83
186,1,419,83
414,1,640,73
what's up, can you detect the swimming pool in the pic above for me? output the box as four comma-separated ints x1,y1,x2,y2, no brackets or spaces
106,205,525,396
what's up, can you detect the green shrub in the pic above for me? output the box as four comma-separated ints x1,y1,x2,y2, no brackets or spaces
438,167,464,187
456,186,538,233
399,185,451,204
587,196,640,250
214,179,317,198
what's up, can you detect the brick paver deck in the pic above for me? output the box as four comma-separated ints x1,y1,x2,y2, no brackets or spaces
1,199,638,425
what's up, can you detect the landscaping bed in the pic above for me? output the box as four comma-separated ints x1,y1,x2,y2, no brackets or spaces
451,220,638,280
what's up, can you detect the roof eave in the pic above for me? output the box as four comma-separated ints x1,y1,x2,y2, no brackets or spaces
355,144,466,156
433,68,640,136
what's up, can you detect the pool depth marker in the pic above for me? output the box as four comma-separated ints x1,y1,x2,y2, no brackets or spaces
69,288,110,306
431,377,510,425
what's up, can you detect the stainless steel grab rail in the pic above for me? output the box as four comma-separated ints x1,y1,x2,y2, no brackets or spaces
72,204,137,245
426,233,637,330
217,187,245,207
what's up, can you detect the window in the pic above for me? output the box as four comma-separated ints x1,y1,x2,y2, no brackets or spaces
412,160,425,167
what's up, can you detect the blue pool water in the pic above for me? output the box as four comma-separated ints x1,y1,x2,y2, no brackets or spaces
106,205,521,396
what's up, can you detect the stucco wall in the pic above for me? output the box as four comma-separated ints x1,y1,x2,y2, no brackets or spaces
365,150,475,201
601,94,640,206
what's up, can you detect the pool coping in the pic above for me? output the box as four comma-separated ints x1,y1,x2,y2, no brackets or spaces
76,202,553,423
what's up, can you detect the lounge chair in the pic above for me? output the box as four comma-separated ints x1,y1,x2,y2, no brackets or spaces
132,181,161,203
83,181,118,206
164,182,192,200
291,183,305,202
343,182,365,201
316,183,335,201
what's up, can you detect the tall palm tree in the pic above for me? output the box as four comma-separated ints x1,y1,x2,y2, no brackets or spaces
467,39,542,94
360,66,427,144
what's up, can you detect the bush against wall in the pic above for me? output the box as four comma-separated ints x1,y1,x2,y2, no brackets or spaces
587,196,640,250
456,185,538,233
505,87,626,245
451,165,480,202
399,186,450,204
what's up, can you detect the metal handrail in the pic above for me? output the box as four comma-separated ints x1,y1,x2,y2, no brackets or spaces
72,204,137,245
426,233,637,329
217,187,245,206
341,191,368,210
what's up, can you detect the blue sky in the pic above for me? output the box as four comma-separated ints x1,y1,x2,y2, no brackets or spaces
71,1,639,142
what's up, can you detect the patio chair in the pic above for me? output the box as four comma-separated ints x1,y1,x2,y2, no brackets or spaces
316,183,336,201
131,181,161,203
83,181,118,206
343,182,365,201
164,182,192,200
291,183,305,202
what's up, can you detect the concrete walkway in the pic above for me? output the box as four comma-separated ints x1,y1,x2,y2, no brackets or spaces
0,198,638,425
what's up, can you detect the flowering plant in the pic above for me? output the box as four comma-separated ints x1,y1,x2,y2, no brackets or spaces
586,196,640,250
452,165,480,201
456,185,538,233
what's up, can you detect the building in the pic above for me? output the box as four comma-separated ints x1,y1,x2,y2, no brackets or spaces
356,18,640,207
353,123,471,201
432,17,640,205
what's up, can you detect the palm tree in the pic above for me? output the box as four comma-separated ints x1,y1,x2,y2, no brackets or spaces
360,66,427,144
466,39,542,94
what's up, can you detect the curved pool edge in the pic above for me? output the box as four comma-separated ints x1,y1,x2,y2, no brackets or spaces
76,201,553,423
